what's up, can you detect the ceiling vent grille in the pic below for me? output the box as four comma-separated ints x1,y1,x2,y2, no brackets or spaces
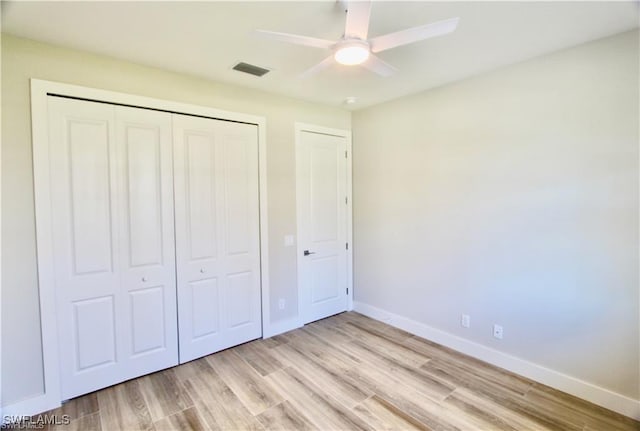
232,62,270,77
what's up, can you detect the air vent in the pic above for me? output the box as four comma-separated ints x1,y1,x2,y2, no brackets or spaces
232,62,270,77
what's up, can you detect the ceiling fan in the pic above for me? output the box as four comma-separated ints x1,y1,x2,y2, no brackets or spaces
254,1,459,78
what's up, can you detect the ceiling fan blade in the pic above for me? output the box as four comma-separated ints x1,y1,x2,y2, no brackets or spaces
254,29,334,50
300,55,335,79
344,0,372,39
369,17,459,53
362,54,397,77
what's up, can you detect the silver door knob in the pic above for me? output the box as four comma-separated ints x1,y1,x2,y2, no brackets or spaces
200,268,206,273
142,276,148,282
303,250,315,256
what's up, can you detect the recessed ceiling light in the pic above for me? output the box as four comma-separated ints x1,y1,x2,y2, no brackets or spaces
344,96,358,105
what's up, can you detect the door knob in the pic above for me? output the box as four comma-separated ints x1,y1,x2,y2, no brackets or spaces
142,276,148,282
303,250,315,256
200,268,206,273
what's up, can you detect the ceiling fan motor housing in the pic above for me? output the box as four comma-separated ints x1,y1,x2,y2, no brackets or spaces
334,39,371,65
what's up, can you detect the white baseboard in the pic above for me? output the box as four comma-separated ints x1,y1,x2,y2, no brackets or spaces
353,301,640,421
263,316,303,339
2,393,60,424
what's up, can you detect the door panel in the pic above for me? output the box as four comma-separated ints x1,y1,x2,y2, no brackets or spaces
68,120,114,275
190,279,220,339
298,130,348,324
186,133,218,261
311,255,340,303
49,98,178,399
116,106,178,380
73,296,117,370
224,139,251,255
174,114,261,363
311,145,339,242
227,271,253,328
129,286,167,356
49,98,123,398
125,126,163,268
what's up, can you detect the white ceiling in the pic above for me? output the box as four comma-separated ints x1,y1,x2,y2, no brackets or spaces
2,1,638,109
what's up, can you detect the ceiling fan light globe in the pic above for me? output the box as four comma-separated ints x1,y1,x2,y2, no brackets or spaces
334,44,370,65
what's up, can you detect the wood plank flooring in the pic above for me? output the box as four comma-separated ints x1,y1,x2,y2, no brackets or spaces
38,312,639,431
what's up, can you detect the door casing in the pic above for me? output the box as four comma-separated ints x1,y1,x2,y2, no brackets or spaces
30,79,270,412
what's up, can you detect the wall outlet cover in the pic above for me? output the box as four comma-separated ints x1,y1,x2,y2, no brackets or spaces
493,324,503,339
461,314,470,328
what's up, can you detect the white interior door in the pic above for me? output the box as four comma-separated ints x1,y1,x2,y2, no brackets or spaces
48,97,178,400
297,129,349,324
173,114,262,363
115,106,178,380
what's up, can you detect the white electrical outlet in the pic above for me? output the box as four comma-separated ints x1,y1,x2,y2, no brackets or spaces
278,299,286,310
284,235,295,247
461,314,470,328
493,324,503,339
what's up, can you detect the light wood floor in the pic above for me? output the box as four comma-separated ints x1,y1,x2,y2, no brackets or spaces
40,312,638,431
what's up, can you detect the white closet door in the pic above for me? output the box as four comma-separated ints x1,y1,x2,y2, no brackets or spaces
115,106,178,380
49,97,121,399
48,97,178,399
173,114,261,363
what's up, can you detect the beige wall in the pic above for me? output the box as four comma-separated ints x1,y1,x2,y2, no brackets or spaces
0,34,350,405
352,30,639,399
3,27,639,409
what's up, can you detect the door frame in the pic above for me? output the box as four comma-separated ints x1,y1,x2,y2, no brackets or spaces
30,79,271,412
294,122,354,324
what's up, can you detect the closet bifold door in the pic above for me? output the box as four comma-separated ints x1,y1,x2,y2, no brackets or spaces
48,97,178,400
115,106,178,381
173,114,262,363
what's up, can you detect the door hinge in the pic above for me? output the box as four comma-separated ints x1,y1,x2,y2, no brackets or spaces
345,150,348,158
346,288,349,294
345,196,348,204
346,242,349,250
